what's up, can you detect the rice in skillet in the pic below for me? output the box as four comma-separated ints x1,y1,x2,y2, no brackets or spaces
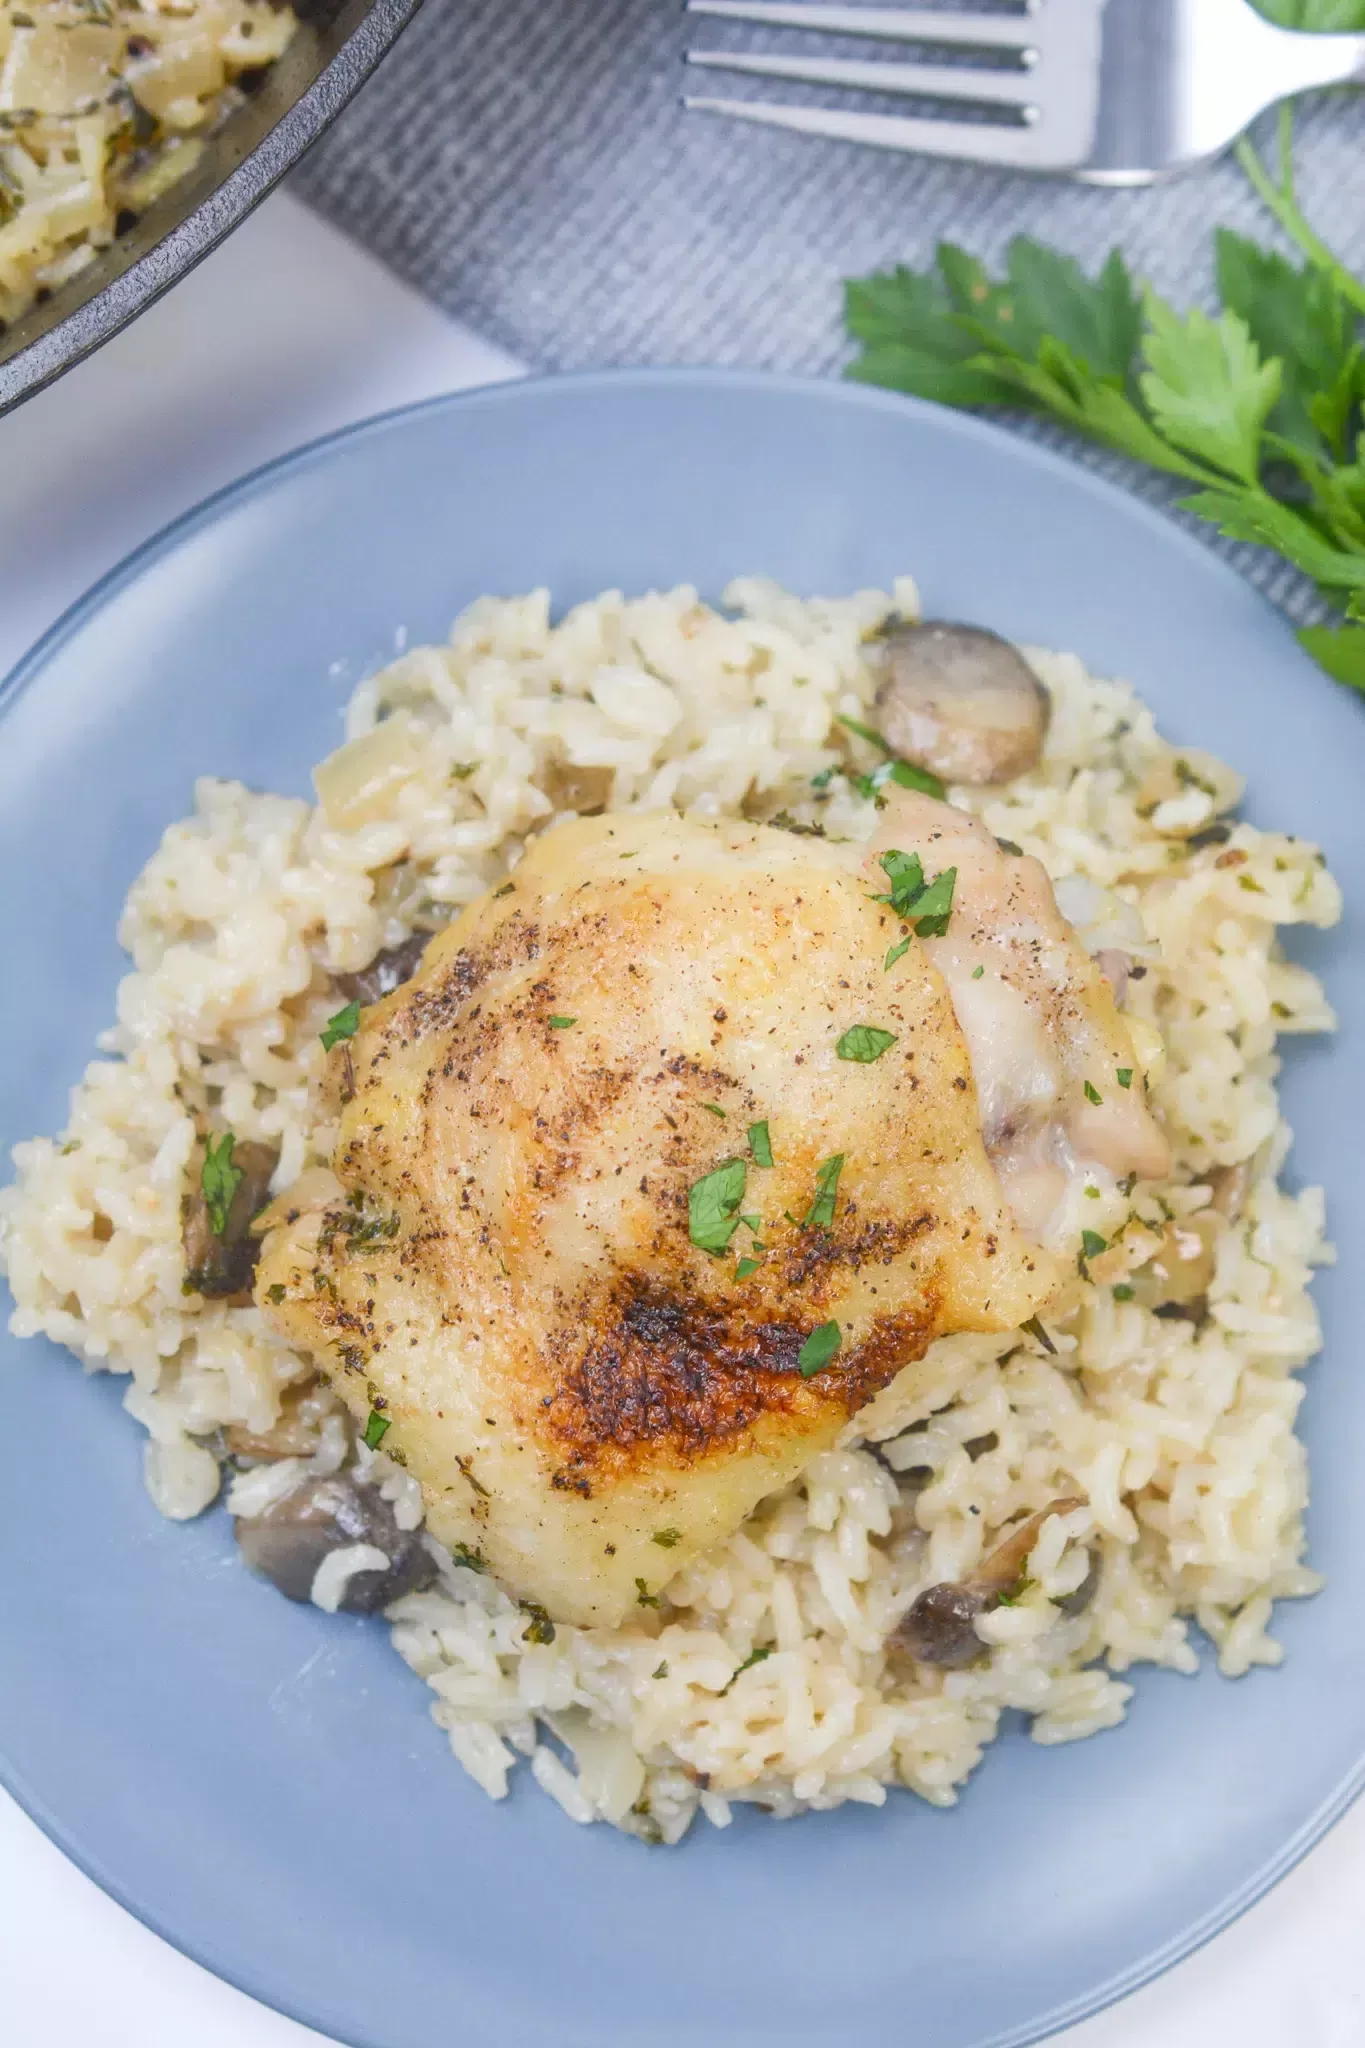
0,575,1339,1841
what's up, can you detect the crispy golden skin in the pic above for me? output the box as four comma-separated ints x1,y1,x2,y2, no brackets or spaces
257,808,1068,1624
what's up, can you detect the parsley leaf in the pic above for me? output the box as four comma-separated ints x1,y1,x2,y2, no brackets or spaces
720,1645,773,1693
652,1527,682,1548
884,937,911,971
1084,1079,1103,1105
1139,300,1281,484
797,1321,841,1376
320,1000,361,1051
549,1014,577,1029
1214,226,1357,459
836,715,946,800
363,1408,391,1449
735,1256,761,1279
910,865,957,937
875,847,925,916
803,1153,846,1231
702,1102,727,1119
1116,1067,1133,1089
1255,0,1365,30
747,1120,775,1168
1080,1230,1108,1261
688,1158,747,1255
872,850,956,934
201,1133,244,1237
836,1024,898,1063
635,1578,660,1608
1112,1283,1136,1302
522,1604,556,1645
1300,622,1365,687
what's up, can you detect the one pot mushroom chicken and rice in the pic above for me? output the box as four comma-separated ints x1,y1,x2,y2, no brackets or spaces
0,577,1339,1841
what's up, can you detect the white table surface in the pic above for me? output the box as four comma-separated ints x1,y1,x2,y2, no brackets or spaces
1,187,1362,2048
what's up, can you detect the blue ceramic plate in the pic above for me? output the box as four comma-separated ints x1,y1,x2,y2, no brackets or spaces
2,371,1362,2048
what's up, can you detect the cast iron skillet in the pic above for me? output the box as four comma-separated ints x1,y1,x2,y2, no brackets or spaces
0,0,423,417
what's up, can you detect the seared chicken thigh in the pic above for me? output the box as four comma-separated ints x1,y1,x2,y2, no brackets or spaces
257,796,1165,1624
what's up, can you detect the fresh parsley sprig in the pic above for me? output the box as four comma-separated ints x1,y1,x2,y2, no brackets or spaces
844,107,1365,694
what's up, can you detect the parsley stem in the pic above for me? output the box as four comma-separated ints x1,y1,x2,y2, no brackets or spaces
1235,118,1365,321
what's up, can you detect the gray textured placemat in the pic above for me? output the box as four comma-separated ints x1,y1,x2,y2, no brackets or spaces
293,0,1365,619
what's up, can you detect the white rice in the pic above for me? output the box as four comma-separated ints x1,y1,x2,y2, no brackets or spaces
0,576,1340,1843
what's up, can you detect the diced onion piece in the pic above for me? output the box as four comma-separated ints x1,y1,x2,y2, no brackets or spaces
314,715,420,830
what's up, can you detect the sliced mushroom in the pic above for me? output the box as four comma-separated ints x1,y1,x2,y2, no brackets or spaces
334,931,430,1007
224,1376,337,1463
895,1497,1084,1667
871,621,1050,786
234,1470,437,1613
181,1139,279,1302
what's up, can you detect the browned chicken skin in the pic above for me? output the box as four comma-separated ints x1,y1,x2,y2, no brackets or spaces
257,797,1163,1625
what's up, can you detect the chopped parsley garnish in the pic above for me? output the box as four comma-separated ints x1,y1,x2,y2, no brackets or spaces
1084,1079,1103,1105
522,1604,556,1645
688,1158,748,1255
909,865,957,937
1112,1283,1136,1302
797,1320,842,1377
549,1014,577,1029
803,1152,845,1231
875,847,925,916
1081,1230,1108,1261
1022,1315,1056,1355
884,937,911,971
972,964,985,979
838,713,891,752
362,1408,391,1450
320,1000,361,1051
721,1645,773,1693
493,882,515,898
652,1528,682,1548
450,761,479,780
836,715,946,799
885,758,947,798
735,1256,761,1280
873,848,957,934
652,1661,669,1680
201,1133,244,1238
747,1120,775,1168
266,1282,286,1305
449,1544,486,1573
635,1578,660,1608
1116,1067,1133,1089
702,1102,727,1118
810,765,837,791
836,1024,898,1063
739,1213,761,1232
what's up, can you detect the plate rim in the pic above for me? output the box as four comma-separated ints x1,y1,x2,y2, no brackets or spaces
2,363,1361,2048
